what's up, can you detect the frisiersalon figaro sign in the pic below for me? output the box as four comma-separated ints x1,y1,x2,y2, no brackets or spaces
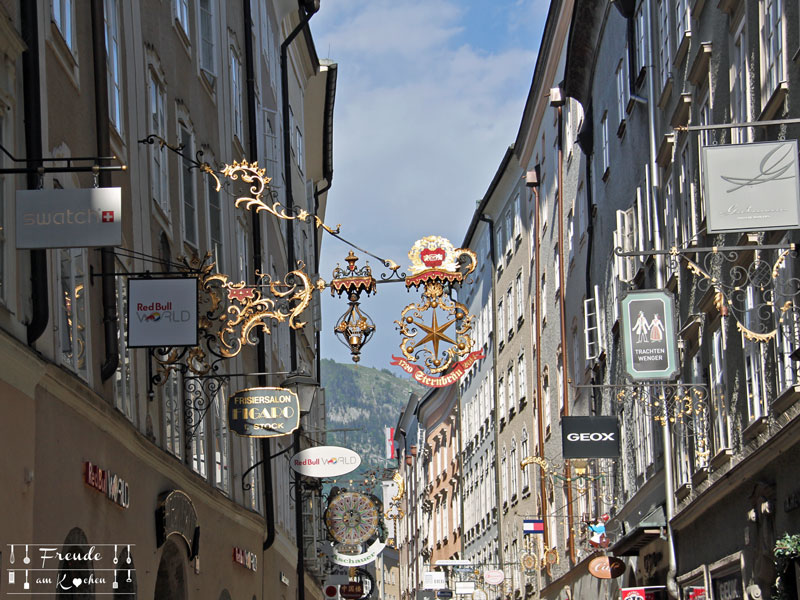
16,188,122,248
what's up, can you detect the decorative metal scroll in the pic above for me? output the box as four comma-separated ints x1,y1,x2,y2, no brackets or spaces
616,243,800,343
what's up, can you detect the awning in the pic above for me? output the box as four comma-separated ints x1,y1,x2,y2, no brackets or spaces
611,505,666,557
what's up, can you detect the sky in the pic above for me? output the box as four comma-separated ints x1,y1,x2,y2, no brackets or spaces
311,0,548,371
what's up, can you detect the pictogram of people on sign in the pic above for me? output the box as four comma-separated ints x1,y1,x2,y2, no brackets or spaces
632,310,665,343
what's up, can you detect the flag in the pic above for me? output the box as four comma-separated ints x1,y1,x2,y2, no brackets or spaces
385,427,395,459
523,519,544,535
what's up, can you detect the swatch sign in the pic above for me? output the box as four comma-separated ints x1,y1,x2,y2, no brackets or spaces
290,446,361,477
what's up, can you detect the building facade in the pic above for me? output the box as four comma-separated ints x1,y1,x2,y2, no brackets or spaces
0,0,335,598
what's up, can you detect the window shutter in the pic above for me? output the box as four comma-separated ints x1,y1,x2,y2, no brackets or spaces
584,297,599,361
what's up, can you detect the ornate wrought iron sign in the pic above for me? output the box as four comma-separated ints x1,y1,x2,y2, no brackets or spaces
393,236,481,387
227,387,300,437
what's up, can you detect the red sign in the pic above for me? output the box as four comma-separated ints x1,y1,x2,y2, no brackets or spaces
232,546,258,572
340,583,363,599
420,247,446,268
390,350,485,388
687,587,706,600
324,586,338,599
621,588,657,600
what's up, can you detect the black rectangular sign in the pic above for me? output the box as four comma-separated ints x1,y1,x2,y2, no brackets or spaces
561,416,620,458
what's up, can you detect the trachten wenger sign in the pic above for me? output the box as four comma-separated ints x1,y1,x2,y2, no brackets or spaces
702,140,800,233
290,446,361,478
562,416,620,458
228,387,300,437
621,290,679,381
16,188,122,248
128,277,198,347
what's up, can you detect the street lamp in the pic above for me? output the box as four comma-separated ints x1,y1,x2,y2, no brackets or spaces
281,371,319,415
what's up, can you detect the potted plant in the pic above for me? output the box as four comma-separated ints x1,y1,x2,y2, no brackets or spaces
773,533,800,600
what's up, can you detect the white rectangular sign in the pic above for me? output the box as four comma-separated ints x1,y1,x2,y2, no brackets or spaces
423,572,447,590
16,188,122,248
128,278,198,347
455,582,475,595
702,140,800,233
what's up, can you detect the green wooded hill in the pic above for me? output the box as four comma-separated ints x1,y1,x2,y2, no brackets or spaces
320,358,424,493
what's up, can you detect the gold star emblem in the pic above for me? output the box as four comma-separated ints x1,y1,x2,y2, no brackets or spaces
410,307,457,358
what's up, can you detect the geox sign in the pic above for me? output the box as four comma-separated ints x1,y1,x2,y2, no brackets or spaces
16,188,122,248
561,416,620,458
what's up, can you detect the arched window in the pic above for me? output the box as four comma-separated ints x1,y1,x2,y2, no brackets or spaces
154,538,187,600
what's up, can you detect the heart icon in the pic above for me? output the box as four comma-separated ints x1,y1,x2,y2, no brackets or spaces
420,248,445,268
72,578,82,588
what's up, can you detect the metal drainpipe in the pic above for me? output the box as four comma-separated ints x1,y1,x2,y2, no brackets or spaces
555,105,576,564
530,171,549,555
21,0,48,346
90,0,120,382
281,8,320,600
478,214,503,568
644,0,677,597
242,0,276,554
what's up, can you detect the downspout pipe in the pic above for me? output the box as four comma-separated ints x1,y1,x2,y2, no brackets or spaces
21,0,48,346
478,214,503,566
280,7,320,600
241,0,276,552
90,0,120,382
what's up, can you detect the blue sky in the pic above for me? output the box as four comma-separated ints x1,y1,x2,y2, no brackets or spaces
311,0,548,371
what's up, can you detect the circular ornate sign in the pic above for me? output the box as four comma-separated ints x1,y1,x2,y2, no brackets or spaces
588,556,625,579
325,492,380,545
483,570,505,586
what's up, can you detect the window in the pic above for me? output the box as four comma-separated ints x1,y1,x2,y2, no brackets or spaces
175,0,190,37
501,448,508,506
583,289,602,361
554,244,560,293
515,273,523,324
521,429,530,490
207,176,224,271
149,71,169,215
163,371,183,458
557,356,564,414
730,18,749,143
710,326,731,452
180,123,198,246
242,439,262,511
678,142,698,244
507,287,514,334
199,0,216,75
505,210,513,256
616,57,627,123
53,0,75,50
541,275,547,324
514,192,522,239
698,85,711,148
296,125,304,171
760,0,784,102
190,406,207,478
543,369,551,431
567,209,575,262
499,377,506,420
104,0,123,132
507,366,515,413
497,223,506,266
231,49,243,142
114,258,134,421
510,440,518,499
59,248,89,379
615,207,637,281
658,0,672,88
498,300,505,345
518,354,526,404
635,2,647,78
744,286,768,422
675,0,690,41
775,257,800,392
600,112,609,176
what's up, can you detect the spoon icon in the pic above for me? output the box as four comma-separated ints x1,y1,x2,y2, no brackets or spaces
126,545,131,564
113,545,118,565
23,545,30,565
9,545,14,564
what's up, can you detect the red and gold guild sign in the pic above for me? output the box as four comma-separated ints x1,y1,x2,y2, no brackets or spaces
393,236,483,387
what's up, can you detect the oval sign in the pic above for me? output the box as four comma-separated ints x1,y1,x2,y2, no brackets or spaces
483,570,505,585
588,556,626,579
290,446,362,478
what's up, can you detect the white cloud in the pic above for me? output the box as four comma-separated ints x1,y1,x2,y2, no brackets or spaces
313,0,540,368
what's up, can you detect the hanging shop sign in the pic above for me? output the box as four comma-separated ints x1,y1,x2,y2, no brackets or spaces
340,583,364,600
587,556,625,579
155,490,199,559
712,572,743,600
232,546,258,572
394,236,479,388
685,586,706,600
127,277,198,348
620,290,679,381
228,387,299,437
84,461,130,509
423,572,447,590
455,582,475,595
331,539,386,566
620,587,663,600
290,446,361,478
562,416,620,458
701,140,800,234
16,187,122,248
436,590,453,599
483,570,505,586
